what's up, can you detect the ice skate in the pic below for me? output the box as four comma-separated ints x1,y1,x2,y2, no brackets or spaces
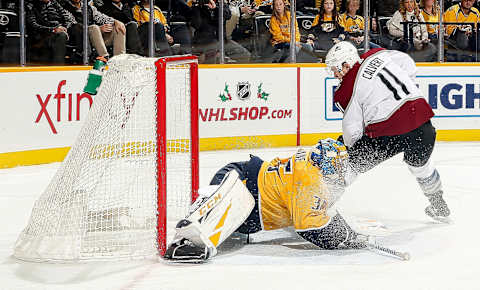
425,190,451,223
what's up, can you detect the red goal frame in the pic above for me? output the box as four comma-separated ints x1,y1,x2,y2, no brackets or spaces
155,55,199,256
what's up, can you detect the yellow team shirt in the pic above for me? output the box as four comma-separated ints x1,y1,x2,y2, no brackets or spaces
312,14,344,32
132,5,167,26
269,11,301,45
339,13,364,34
443,4,480,36
257,149,332,231
421,9,439,34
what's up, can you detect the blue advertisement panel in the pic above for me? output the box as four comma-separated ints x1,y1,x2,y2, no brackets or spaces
324,73,480,121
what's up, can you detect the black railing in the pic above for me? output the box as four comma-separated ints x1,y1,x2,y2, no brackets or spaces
2,0,480,66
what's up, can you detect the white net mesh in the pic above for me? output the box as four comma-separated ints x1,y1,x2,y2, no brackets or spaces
14,54,196,262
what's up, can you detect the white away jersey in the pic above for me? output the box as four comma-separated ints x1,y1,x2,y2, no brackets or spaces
333,48,434,147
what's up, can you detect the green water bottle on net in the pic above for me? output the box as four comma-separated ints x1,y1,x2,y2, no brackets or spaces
84,57,107,95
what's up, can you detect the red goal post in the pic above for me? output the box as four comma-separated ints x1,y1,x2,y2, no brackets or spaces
156,55,199,257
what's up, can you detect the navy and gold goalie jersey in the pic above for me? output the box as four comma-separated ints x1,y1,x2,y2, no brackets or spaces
206,138,358,250
257,141,347,232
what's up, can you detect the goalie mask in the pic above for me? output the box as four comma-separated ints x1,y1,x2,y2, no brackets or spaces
325,41,361,76
310,138,348,179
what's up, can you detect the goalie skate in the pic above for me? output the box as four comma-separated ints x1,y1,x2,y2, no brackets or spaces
164,237,211,263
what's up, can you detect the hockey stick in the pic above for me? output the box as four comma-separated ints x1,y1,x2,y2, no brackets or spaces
364,242,410,261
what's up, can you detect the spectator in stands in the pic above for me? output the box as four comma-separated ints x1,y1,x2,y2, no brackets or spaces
62,0,126,59
218,0,252,63
387,0,436,61
269,0,314,62
226,1,242,41
229,0,271,58
167,0,194,54
419,0,440,41
309,0,346,51
191,0,251,63
190,0,220,63
444,0,480,51
228,1,255,42
25,0,80,64
340,0,380,48
98,0,143,55
269,0,300,51
132,0,172,56
339,0,362,15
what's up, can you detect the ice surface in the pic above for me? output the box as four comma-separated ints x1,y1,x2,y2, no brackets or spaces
1,142,479,290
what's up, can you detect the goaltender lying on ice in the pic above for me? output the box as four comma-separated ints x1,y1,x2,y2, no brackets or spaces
165,138,391,262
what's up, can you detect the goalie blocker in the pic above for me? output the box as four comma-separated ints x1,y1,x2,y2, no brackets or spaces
164,139,368,262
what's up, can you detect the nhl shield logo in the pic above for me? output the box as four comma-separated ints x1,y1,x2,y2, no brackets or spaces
236,82,251,101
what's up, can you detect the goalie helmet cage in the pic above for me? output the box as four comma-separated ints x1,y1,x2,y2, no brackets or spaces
13,54,199,262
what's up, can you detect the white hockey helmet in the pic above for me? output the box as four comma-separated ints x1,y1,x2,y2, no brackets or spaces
325,41,361,74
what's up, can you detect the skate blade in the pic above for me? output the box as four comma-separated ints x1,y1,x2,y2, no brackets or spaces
163,257,209,264
429,215,453,224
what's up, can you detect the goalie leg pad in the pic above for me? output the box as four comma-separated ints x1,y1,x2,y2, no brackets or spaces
171,170,255,257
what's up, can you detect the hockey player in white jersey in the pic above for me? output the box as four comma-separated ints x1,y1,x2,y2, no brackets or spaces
325,41,450,223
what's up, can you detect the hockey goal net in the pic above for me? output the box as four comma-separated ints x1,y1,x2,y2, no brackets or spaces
14,54,199,262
